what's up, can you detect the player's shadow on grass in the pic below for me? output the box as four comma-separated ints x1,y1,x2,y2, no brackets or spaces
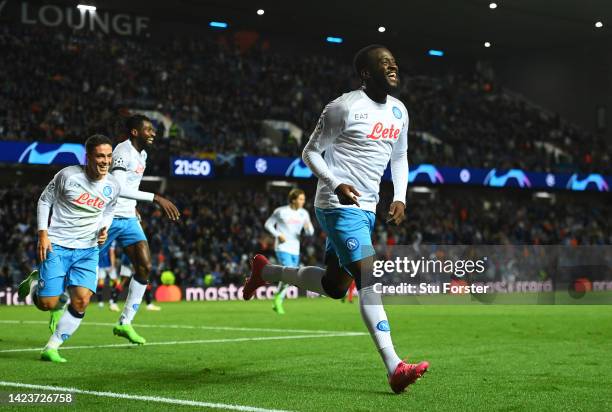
74,366,272,388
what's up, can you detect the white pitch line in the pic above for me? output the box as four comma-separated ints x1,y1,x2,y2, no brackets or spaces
0,320,354,335
0,332,366,353
0,381,291,412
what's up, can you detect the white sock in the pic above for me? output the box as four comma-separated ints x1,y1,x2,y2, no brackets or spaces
45,305,84,350
359,286,402,376
119,278,147,325
276,282,288,300
262,265,327,295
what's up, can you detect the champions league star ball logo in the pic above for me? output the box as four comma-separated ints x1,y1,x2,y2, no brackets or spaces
255,158,268,174
103,186,113,198
392,106,402,119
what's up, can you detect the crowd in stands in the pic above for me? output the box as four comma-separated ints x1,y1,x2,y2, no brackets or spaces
1,183,609,289
1,24,609,175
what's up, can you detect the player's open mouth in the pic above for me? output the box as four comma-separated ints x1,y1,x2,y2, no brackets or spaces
387,72,398,81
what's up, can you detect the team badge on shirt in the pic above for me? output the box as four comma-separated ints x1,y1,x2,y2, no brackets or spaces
392,106,402,119
103,186,113,197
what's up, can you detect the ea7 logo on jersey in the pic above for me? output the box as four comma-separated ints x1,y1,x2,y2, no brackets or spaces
367,122,400,140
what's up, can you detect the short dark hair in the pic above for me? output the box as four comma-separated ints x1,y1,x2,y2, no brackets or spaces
353,44,387,78
126,114,152,136
85,134,112,154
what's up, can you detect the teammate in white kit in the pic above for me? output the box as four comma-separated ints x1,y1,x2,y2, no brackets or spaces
99,114,180,344
244,45,429,393
264,188,314,314
18,135,120,363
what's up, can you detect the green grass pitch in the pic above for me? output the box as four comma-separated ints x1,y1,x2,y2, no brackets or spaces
0,299,611,411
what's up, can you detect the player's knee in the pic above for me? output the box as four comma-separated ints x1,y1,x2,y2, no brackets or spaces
70,294,91,312
134,261,152,278
37,297,59,311
321,276,349,300
328,287,349,300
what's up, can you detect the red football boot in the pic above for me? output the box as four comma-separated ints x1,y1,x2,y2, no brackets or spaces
242,254,269,300
388,360,429,394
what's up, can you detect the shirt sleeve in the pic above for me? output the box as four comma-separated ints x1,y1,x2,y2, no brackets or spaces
99,185,120,231
37,170,64,231
112,169,155,202
264,208,281,237
390,108,409,204
302,96,347,191
111,147,129,172
303,211,315,236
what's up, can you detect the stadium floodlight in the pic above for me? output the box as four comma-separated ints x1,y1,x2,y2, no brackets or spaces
257,9,265,16
489,2,497,9
77,4,96,12
534,191,554,199
595,21,603,28
410,186,432,193
484,41,491,48
326,36,343,44
378,26,386,33
428,49,444,57
209,21,228,29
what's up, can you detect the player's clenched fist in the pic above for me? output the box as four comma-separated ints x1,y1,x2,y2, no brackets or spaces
37,230,53,262
334,183,361,207
97,226,108,245
387,201,406,226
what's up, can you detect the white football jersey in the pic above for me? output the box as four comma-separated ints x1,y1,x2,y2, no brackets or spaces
111,139,147,218
264,205,314,255
37,166,121,249
303,89,409,213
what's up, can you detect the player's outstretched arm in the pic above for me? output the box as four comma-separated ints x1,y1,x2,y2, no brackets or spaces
36,173,61,262
112,168,155,202
303,213,315,236
302,97,346,194
388,107,409,225
153,194,180,221
97,184,119,245
264,209,285,242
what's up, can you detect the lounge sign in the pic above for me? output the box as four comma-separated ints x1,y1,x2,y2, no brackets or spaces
0,1,150,36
